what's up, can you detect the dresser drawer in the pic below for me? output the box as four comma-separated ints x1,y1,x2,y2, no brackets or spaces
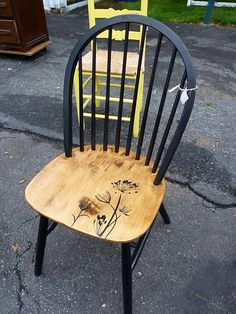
0,0,13,17
0,19,19,44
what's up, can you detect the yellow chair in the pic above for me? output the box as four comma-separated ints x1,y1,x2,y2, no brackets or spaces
73,0,148,137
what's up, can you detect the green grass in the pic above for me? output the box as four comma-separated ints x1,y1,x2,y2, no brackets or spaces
206,101,214,108
123,0,236,26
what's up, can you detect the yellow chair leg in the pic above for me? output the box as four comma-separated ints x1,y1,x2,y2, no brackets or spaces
95,76,100,108
74,67,80,123
73,67,85,129
133,73,144,137
133,108,140,138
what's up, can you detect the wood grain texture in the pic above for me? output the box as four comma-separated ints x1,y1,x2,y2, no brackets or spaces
25,146,165,243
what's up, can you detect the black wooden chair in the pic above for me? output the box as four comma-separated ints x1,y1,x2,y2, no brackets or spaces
25,15,196,314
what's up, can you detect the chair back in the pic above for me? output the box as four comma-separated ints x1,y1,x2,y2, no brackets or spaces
87,0,148,42
64,15,196,186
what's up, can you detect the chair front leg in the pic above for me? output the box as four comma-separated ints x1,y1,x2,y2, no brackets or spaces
122,243,132,314
159,203,171,224
35,215,48,276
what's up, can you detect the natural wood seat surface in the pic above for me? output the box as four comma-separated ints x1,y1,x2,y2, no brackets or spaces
82,50,144,76
25,146,165,243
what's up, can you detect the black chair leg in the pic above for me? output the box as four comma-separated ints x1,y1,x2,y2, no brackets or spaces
122,243,132,314
159,203,171,224
35,215,48,276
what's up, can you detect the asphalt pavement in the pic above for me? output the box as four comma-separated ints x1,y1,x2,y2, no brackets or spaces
0,7,235,314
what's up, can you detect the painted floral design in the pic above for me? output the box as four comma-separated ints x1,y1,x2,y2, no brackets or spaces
71,197,92,227
71,180,139,238
95,191,111,203
111,180,138,194
119,206,132,216
93,214,107,236
93,180,139,238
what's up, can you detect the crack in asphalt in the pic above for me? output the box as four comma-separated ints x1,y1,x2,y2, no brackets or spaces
20,215,39,227
13,241,40,314
0,125,63,144
166,176,236,209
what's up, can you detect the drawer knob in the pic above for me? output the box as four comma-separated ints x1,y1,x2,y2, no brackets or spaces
0,2,7,8
0,29,11,35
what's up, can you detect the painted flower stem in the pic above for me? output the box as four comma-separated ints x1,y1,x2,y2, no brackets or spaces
71,210,89,227
99,194,122,237
105,213,122,239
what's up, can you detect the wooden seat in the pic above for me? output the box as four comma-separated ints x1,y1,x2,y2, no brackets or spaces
26,146,165,243
82,50,144,76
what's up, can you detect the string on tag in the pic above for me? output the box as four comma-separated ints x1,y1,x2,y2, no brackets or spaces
168,84,198,105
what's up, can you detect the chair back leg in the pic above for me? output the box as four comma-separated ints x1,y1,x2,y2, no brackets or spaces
159,203,171,224
122,243,132,314
35,215,48,276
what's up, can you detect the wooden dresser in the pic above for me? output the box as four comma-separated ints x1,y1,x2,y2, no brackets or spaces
0,0,50,56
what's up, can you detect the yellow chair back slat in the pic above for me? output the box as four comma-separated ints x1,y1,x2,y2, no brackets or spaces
94,8,141,20
87,0,148,41
96,29,141,41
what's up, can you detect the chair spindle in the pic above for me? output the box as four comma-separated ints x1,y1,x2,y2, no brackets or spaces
79,52,84,151
103,27,113,151
91,36,97,150
152,70,187,173
115,22,130,153
125,25,147,156
145,46,177,166
136,33,163,160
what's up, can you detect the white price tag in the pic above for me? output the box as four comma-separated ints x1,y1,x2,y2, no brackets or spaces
168,83,197,105
180,88,189,105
